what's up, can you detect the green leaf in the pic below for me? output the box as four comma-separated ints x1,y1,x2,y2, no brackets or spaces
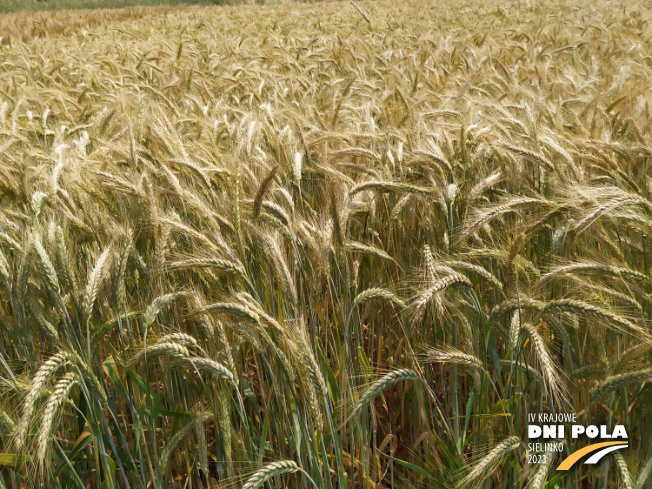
386,455,435,480
545,472,565,489
54,432,93,477
0,454,29,467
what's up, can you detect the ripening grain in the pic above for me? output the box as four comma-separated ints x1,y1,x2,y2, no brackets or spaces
0,0,651,487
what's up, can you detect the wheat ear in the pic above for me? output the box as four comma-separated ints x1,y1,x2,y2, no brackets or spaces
613,451,634,489
523,323,565,406
82,247,112,324
142,292,189,330
457,436,522,488
37,371,79,471
242,460,300,489
353,287,406,310
589,368,652,403
190,302,260,324
637,452,652,488
526,444,557,489
33,234,59,292
159,412,212,474
185,356,236,385
167,257,246,277
15,351,73,450
126,342,190,367
348,369,422,422
422,346,484,371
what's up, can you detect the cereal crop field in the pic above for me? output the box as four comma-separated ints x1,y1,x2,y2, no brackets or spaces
0,0,651,488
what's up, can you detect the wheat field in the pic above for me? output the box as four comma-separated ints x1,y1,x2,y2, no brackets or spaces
0,0,651,487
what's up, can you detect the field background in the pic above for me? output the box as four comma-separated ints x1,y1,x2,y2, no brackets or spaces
0,0,651,488
1,0,255,15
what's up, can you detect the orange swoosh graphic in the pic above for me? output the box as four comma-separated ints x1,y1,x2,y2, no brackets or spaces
556,441,628,471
